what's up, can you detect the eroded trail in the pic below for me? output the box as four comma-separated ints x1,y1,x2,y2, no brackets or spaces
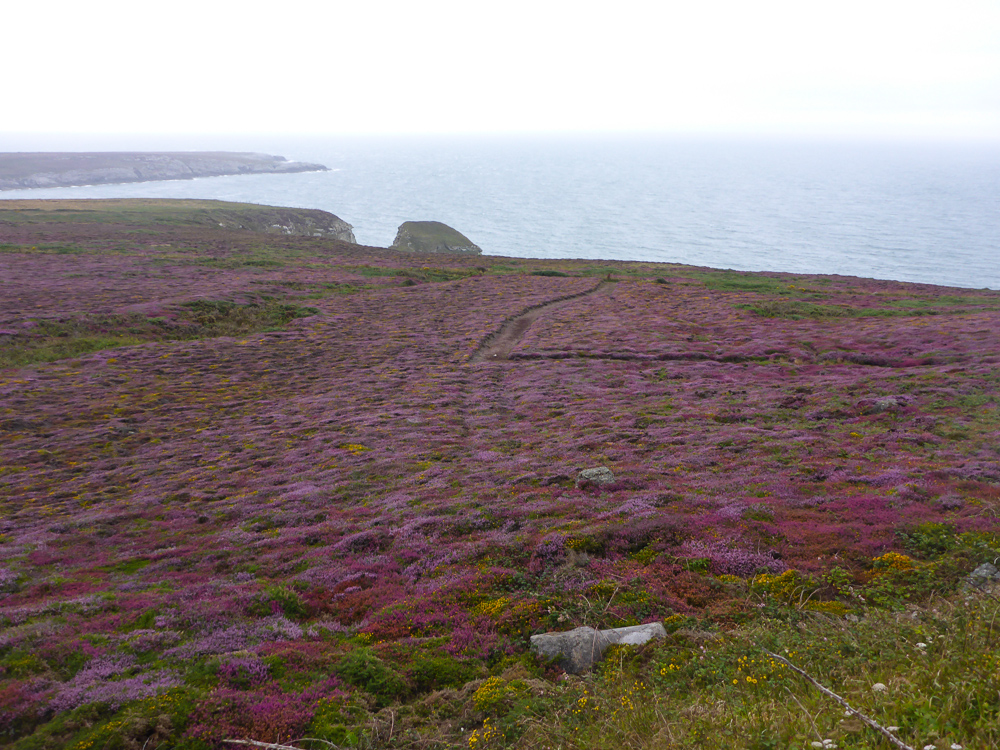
471,280,609,362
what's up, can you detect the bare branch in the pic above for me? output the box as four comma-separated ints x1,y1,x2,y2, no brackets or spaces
223,739,340,750
757,646,915,750
782,685,822,741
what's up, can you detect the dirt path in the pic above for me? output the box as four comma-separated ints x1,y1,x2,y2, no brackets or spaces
471,281,609,363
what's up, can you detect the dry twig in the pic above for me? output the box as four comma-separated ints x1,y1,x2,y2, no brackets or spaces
758,647,915,750
223,739,339,750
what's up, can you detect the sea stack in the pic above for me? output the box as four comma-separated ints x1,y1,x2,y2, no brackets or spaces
390,221,483,255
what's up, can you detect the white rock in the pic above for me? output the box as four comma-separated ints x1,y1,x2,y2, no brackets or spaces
530,622,667,673
577,466,616,487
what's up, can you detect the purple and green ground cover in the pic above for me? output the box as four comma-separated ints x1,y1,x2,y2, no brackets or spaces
1,200,999,749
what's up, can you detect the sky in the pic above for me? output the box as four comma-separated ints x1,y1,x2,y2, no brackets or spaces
4,0,999,140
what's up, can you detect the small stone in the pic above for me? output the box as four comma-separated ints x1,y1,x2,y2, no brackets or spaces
872,682,888,692
966,562,1000,589
872,396,904,412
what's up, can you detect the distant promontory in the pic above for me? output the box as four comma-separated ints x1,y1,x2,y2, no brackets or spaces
0,151,329,191
390,220,483,255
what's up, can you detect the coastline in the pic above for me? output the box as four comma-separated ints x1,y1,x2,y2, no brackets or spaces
1,138,996,290
0,151,329,191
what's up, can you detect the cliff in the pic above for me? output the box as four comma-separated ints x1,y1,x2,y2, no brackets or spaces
0,151,329,191
0,198,356,242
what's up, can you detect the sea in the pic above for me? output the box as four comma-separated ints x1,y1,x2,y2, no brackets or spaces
2,134,998,290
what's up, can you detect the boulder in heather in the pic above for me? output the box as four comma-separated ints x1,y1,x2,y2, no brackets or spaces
966,563,1000,590
860,395,912,414
390,221,482,255
530,623,667,673
577,466,615,487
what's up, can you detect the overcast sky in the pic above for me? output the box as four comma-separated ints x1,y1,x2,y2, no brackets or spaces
5,0,999,139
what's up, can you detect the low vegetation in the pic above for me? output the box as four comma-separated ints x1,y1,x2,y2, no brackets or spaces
1,200,999,749
0,301,319,369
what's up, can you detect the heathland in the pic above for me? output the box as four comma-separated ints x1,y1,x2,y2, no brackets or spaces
1,199,999,750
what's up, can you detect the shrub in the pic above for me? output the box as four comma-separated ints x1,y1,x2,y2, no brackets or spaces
307,696,370,746
408,656,477,693
871,551,914,573
334,649,408,707
472,677,528,714
247,586,307,620
751,570,817,605
899,522,958,558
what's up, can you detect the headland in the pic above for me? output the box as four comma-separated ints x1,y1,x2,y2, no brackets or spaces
0,151,329,191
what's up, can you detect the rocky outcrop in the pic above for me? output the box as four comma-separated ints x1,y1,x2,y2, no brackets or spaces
390,221,482,255
530,623,667,673
214,206,356,243
0,152,329,191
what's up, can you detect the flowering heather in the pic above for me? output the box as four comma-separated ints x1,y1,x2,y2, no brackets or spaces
1,203,999,748
49,666,183,713
678,540,787,577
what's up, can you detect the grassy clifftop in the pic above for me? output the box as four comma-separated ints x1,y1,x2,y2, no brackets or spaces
1,201,999,749
0,198,356,242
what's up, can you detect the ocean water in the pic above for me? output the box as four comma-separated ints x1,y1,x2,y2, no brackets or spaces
2,135,998,289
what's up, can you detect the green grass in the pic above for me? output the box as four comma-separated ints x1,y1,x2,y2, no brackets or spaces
0,302,319,369
509,590,999,749
350,265,480,283
0,243,89,255
455,541,1000,750
740,300,852,319
0,199,319,231
178,300,318,331
0,334,149,369
394,220,477,249
699,271,797,295
741,298,1000,319
887,295,992,309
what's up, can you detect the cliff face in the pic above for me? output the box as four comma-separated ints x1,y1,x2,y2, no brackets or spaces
0,152,329,190
390,220,483,255
0,199,356,243
216,205,357,243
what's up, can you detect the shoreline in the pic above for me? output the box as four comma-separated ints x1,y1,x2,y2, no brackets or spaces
0,151,329,191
